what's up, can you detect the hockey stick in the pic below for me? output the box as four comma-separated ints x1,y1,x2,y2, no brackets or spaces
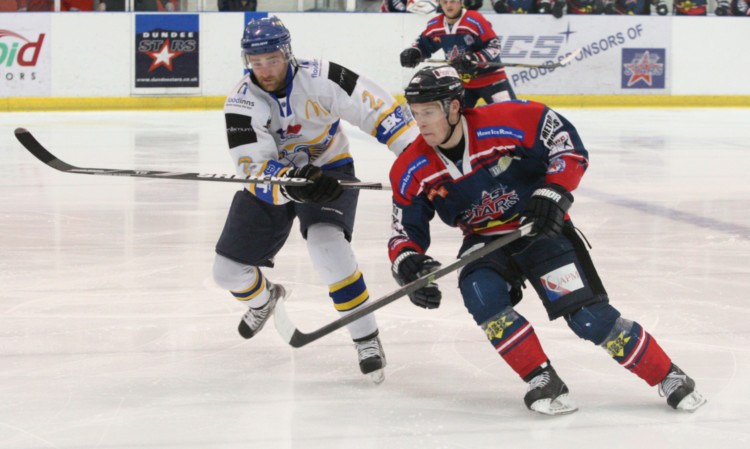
273,222,533,348
13,128,386,191
424,48,582,70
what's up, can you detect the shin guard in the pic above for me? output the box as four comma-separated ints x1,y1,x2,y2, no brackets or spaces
482,307,548,379
600,318,672,386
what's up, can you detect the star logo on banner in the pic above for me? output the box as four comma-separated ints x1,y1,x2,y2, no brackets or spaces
623,50,664,87
558,23,575,44
146,39,182,72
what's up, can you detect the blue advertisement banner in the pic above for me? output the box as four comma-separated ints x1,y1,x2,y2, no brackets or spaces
135,14,199,89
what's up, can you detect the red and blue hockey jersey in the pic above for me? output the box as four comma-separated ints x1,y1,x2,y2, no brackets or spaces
411,9,507,89
388,100,588,261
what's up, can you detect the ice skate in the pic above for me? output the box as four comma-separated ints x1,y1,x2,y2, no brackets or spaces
523,363,578,416
658,363,707,412
354,332,386,384
238,282,286,339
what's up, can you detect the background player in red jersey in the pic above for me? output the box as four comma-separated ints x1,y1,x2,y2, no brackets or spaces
399,0,515,107
387,66,706,415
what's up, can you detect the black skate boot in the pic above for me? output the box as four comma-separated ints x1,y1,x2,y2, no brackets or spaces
354,331,386,384
658,363,707,411
238,282,286,339
523,362,578,415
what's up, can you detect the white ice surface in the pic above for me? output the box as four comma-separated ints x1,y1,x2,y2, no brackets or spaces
1,108,749,449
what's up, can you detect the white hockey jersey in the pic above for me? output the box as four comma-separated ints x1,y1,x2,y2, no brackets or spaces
223,58,418,205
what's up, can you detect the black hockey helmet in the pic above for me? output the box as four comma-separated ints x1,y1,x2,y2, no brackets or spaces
404,66,464,107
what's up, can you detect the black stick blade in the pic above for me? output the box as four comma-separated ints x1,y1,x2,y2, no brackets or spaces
14,127,71,169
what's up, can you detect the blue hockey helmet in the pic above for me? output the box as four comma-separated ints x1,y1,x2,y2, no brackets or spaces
241,16,294,65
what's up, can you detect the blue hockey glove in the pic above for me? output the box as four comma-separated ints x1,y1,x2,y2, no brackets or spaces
519,184,573,241
450,53,478,74
281,165,343,203
392,250,442,309
400,48,422,68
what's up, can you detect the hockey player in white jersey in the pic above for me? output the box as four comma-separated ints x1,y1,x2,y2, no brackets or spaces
213,16,418,383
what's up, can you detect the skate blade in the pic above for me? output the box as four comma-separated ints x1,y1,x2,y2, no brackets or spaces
676,390,707,412
367,368,385,385
529,394,578,416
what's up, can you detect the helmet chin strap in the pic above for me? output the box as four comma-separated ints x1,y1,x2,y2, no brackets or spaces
439,102,460,146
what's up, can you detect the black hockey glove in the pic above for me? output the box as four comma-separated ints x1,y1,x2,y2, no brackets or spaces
519,184,573,241
653,0,668,14
715,3,730,14
463,0,483,9
537,0,552,13
400,48,422,69
392,250,442,309
281,165,343,203
493,0,509,12
551,0,565,17
450,53,478,74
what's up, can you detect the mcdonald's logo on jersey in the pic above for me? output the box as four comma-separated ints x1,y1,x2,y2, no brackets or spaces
305,100,329,119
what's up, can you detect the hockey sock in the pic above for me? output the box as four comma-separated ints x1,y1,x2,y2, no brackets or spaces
307,223,377,340
229,267,270,308
329,269,377,339
482,307,549,379
601,318,672,386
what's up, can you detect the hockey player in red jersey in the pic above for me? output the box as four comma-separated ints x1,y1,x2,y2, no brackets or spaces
399,0,515,107
388,66,706,415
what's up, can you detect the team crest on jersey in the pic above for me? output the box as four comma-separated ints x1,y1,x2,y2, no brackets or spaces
462,185,519,226
463,35,474,46
447,45,462,61
547,158,566,174
278,121,339,165
540,263,584,301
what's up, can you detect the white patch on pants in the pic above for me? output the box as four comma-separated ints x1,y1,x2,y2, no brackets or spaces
540,263,584,301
